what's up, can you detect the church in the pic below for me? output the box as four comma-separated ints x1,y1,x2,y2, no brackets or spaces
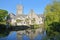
8,5,44,26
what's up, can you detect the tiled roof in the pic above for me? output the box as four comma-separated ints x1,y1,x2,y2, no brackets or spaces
9,13,44,20
9,13,16,19
37,14,44,18
16,14,27,18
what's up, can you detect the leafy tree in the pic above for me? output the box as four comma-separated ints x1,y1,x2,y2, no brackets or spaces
25,18,29,25
31,18,35,24
0,9,8,23
44,1,60,39
0,9,9,37
16,19,22,22
44,1,60,31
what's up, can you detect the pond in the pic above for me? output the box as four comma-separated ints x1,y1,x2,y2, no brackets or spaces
0,28,46,40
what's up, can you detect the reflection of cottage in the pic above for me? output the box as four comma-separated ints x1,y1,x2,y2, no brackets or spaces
9,5,43,26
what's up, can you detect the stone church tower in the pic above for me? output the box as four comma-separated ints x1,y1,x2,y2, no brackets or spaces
17,5,23,15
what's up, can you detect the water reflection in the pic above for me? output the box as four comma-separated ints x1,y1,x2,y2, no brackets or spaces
0,31,17,40
17,28,46,40
7,31,17,40
0,37,7,40
22,34,30,40
0,28,46,40
34,34,43,40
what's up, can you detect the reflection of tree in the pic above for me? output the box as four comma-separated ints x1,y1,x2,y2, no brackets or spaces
47,22,60,40
0,24,10,37
44,1,60,40
49,22,60,32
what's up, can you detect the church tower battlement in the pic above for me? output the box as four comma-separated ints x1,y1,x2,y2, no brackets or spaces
17,5,23,15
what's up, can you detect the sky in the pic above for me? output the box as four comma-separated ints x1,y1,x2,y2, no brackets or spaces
0,0,52,14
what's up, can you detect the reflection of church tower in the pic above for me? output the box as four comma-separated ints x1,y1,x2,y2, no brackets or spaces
17,5,23,15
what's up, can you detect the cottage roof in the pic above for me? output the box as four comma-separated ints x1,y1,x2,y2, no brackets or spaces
9,13,16,19
17,14,27,17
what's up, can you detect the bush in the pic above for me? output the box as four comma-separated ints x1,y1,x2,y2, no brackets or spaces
34,24,40,29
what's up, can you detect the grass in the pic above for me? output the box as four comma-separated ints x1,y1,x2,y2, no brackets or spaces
33,24,44,29
0,21,6,25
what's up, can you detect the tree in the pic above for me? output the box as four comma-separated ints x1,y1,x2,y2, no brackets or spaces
44,1,60,39
0,9,10,37
0,9,8,24
44,1,60,31
31,18,35,24
16,19,22,22
25,18,29,25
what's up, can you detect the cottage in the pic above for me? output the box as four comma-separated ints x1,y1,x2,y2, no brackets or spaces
9,5,43,26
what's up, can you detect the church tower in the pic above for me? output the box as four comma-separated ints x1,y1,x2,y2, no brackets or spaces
17,5,23,15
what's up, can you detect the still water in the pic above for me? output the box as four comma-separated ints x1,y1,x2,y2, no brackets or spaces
0,28,46,40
